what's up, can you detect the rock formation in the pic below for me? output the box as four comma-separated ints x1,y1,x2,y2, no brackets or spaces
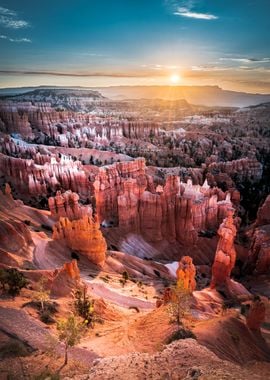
52,215,107,266
118,177,232,245
255,195,270,227
211,208,237,287
245,195,270,274
176,256,196,292
246,297,266,331
206,158,263,188
51,260,81,297
48,190,92,220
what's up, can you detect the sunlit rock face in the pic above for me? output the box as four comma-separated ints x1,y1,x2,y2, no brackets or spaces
51,260,81,297
118,176,232,245
246,297,266,331
48,190,92,220
211,208,237,287
94,158,147,225
52,215,107,266
176,256,196,292
0,152,90,201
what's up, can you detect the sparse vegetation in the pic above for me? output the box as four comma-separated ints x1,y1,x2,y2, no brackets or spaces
168,280,192,328
57,314,86,367
166,328,196,344
0,268,27,296
74,286,96,327
33,276,50,311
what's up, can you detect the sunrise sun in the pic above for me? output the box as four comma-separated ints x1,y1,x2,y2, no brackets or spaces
169,73,181,84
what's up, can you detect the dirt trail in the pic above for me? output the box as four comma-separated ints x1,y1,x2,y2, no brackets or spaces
33,234,156,310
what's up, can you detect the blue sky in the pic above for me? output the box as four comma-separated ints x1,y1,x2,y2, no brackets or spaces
0,0,269,92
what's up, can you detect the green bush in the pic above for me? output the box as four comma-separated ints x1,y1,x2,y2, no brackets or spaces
166,328,196,344
74,286,96,327
0,268,27,296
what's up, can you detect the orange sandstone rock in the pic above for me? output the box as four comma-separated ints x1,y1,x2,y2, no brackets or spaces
51,260,81,297
52,215,107,266
48,190,92,220
211,208,237,288
176,256,196,292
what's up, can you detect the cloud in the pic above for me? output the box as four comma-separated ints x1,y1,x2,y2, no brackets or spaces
174,7,218,20
80,53,107,57
0,6,29,29
0,6,16,16
220,57,270,63
0,34,31,42
171,1,218,20
0,69,157,78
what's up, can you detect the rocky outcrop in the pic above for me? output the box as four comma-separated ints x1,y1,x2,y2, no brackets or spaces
48,190,92,220
211,208,237,287
52,215,107,266
207,158,263,188
0,218,33,266
256,195,270,227
0,153,90,200
247,226,270,274
176,256,196,292
51,260,81,297
246,297,266,331
118,177,232,245
94,158,147,224
245,195,270,275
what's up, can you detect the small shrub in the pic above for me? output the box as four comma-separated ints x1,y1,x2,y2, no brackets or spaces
57,314,86,366
168,281,192,327
166,328,196,344
0,268,27,296
40,309,55,324
74,286,96,327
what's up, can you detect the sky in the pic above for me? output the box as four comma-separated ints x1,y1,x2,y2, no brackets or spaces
0,0,269,92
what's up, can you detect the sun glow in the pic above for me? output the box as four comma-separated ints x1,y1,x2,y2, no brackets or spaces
169,73,181,84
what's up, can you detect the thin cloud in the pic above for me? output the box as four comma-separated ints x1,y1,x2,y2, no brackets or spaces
171,1,218,20
0,6,16,16
220,57,270,63
0,69,158,78
0,6,29,29
174,7,218,20
0,34,31,43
